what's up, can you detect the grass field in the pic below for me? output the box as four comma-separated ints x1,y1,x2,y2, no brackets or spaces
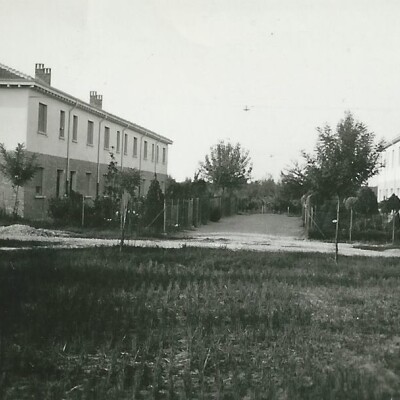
1,247,400,399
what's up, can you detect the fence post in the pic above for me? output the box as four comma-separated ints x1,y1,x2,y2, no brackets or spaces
177,199,180,227
196,198,200,227
81,195,85,227
163,198,167,234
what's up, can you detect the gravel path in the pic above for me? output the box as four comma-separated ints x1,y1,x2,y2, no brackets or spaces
194,213,304,237
1,220,400,257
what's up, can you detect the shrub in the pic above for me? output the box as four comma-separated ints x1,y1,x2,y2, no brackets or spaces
210,206,221,222
143,178,164,233
91,196,119,226
48,191,85,225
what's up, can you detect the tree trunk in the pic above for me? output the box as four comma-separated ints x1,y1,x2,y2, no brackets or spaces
13,185,20,218
392,211,396,245
349,208,353,242
335,196,340,263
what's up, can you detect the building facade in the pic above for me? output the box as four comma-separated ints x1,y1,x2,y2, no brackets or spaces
0,63,172,220
371,136,400,202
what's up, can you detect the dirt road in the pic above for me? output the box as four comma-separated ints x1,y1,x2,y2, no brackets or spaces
1,216,400,257
194,213,304,237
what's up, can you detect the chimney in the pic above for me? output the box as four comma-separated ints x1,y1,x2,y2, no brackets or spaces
90,91,103,109
35,63,51,85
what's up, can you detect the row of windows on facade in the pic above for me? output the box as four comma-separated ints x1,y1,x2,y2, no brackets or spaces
379,188,400,200
384,147,400,169
33,168,162,198
38,103,167,163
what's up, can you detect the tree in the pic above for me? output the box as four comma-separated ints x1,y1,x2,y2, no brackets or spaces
380,194,400,243
280,162,311,201
303,112,384,260
355,187,379,218
143,176,165,232
103,151,141,205
305,112,384,200
197,141,253,193
344,197,358,242
0,143,40,217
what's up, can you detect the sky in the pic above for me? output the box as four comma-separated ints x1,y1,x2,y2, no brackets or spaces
1,0,400,182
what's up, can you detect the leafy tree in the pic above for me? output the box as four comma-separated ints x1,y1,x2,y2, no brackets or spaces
344,196,358,242
0,143,40,217
354,187,379,217
380,194,400,243
197,141,253,193
380,193,400,215
166,177,209,200
305,112,384,200
103,151,141,205
280,162,311,202
302,112,384,260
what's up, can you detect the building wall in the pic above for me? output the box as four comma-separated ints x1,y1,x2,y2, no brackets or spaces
26,87,169,177
23,152,168,220
1,85,170,220
374,142,400,202
0,88,29,148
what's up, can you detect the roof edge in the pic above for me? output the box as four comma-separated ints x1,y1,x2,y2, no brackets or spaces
0,63,173,145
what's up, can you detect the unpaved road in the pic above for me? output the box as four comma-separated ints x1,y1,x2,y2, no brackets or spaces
194,213,304,237
1,215,400,257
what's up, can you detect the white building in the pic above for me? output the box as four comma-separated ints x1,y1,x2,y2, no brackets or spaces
0,63,173,220
371,136,400,202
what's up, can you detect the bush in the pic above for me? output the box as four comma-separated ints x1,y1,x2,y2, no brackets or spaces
143,178,164,233
91,196,119,226
48,191,85,225
210,206,222,222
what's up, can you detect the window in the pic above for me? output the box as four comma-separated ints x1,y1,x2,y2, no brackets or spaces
162,147,166,164
151,143,155,162
143,140,148,159
69,171,77,193
133,137,138,157
56,169,63,198
38,103,47,134
85,172,92,196
104,127,110,150
35,167,44,196
124,133,128,155
116,131,121,153
72,115,78,142
59,110,65,138
87,121,94,145
156,145,159,163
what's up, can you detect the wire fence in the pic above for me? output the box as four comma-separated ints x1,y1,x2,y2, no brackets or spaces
115,195,240,236
303,202,400,242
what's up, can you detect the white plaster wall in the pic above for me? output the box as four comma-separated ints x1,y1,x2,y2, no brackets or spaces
375,144,400,201
0,88,29,149
25,87,169,177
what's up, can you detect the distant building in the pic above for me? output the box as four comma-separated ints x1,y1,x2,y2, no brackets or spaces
0,63,172,220
372,136,400,202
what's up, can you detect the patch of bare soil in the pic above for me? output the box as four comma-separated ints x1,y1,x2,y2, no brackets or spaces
0,224,71,238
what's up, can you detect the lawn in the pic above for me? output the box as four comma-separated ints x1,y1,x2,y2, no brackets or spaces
1,247,400,399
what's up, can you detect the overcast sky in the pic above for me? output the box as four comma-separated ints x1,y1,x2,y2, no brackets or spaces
1,0,400,181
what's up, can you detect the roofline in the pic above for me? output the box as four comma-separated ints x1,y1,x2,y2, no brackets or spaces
383,135,400,150
0,66,173,145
